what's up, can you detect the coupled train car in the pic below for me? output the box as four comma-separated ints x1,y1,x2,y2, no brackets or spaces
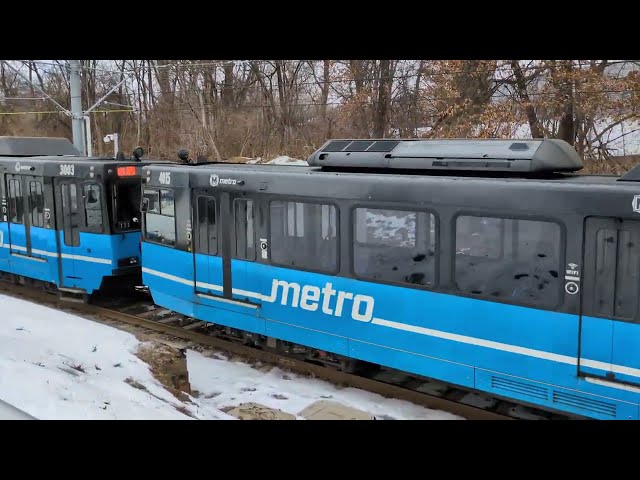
140,138,640,420
0,136,147,300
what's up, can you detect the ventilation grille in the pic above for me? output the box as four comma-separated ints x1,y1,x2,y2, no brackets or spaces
344,140,376,151
366,140,400,152
552,391,617,417
491,376,548,400
322,140,352,152
321,140,400,153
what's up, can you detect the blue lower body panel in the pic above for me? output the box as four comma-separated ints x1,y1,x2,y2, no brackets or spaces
7,253,58,284
141,242,640,419
153,290,264,335
0,227,141,295
265,318,349,358
350,339,475,389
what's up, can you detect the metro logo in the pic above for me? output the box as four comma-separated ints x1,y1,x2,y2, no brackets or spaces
265,279,375,323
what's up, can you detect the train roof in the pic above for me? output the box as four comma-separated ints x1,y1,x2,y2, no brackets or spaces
0,136,81,157
142,158,630,185
140,137,640,196
306,138,584,173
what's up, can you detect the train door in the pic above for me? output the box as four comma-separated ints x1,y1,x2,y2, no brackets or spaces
193,190,259,308
229,194,260,306
5,174,27,259
193,191,228,298
55,179,84,288
579,216,640,386
0,175,8,271
5,174,48,262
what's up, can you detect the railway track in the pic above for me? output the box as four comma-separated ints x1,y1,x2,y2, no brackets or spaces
0,279,575,420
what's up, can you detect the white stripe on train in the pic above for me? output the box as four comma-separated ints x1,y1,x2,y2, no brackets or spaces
1,244,112,265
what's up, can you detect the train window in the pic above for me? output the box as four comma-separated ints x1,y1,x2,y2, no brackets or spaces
353,208,436,287
160,190,175,216
145,189,160,214
455,215,561,307
69,183,78,213
61,182,81,247
234,199,255,260
592,228,640,320
455,216,503,258
83,184,103,231
143,188,176,247
8,179,23,224
28,181,44,228
112,180,141,232
269,200,338,272
196,196,217,255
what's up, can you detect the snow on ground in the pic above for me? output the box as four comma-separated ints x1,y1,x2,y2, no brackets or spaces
186,350,458,420
246,155,308,166
0,294,191,420
265,155,308,166
0,294,461,420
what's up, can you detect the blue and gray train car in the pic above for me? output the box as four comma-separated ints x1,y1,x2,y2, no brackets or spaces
139,138,640,420
0,136,145,299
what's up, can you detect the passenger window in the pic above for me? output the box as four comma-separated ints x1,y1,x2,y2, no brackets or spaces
353,208,436,287
29,181,44,228
455,215,561,307
455,216,503,258
83,184,103,231
8,179,22,224
234,199,255,260
270,200,338,272
196,196,217,255
593,228,640,320
143,188,176,246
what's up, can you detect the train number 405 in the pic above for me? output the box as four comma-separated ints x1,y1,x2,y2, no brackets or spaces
159,172,171,185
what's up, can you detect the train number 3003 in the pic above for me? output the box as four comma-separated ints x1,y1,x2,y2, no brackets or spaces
59,164,75,176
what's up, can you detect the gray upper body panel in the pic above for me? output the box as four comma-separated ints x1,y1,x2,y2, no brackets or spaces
0,155,150,180
142,160,640,220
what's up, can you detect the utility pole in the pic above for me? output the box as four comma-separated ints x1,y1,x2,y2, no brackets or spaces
3,60,131,157
68,60,86,155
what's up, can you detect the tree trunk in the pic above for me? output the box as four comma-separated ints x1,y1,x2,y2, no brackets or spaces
556,61,576,145
511,60,543,138
373,60,392,138
222,62,234,107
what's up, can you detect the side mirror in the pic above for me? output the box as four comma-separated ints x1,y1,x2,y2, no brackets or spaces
141,197,150,212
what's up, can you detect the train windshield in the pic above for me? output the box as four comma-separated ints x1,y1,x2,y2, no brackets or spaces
111,180,141,232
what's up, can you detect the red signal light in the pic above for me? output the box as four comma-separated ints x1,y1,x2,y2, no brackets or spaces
117,166,137,177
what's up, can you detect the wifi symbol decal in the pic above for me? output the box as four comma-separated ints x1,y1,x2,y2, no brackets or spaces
568,263,578,270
